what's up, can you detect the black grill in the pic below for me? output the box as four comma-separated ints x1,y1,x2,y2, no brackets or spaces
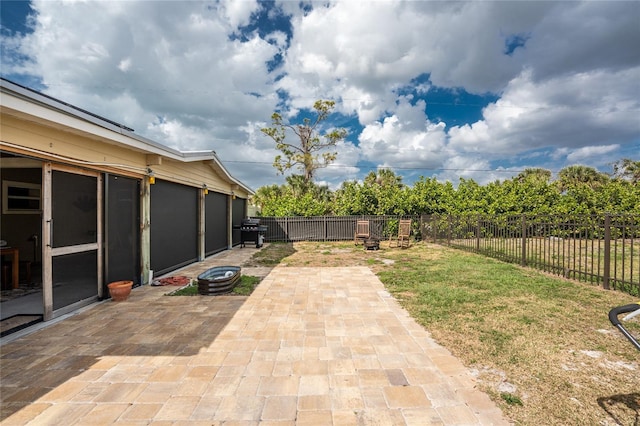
235,218,267,248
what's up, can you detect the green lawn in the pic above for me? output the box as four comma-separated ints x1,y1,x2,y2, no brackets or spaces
375,245,639,425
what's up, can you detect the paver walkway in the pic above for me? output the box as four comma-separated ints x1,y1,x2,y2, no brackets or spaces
1,249,509,425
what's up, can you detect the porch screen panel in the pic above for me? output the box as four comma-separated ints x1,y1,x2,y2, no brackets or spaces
52,250,98,310
150,180,198,276
51,171,97,247
205,191,228,256
232,197,246,246
105,175,140,287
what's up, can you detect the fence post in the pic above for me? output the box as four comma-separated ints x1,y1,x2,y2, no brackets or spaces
447,215,452,245
324,215,327,242
476,215,481,251
285,216,289,242
521,215,527,266
434,215,438,243
603,214,611,290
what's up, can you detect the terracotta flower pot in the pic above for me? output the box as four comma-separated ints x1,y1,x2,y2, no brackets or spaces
107,280,133,302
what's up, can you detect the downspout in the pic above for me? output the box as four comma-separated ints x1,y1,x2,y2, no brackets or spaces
227,194,233,249
140,177,152,285
199,188,206,261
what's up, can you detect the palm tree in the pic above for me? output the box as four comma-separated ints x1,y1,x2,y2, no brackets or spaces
285,174,310,198
556,165,609,192
516,168,552,184
312,184,333,203
252,184,282,212
364,169,403,187
285,174,333,203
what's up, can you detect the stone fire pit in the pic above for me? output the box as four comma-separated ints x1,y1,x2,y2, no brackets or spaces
363,238,380,250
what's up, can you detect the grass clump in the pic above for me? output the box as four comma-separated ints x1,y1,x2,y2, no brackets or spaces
169,282,198,296
246,242,296,266
232,275,261,295
501,393,523,406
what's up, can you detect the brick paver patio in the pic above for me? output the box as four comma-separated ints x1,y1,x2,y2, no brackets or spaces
0,247,509,425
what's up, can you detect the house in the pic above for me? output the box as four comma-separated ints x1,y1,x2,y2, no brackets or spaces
0,78,253,322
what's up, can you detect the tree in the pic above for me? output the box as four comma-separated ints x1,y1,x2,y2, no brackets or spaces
251,184,283,213
285,175,312,198
611,158,640,184
408,177,454,215
556,165,609,192
253,158,638,217
261,100,347,185
364,169,403,187
285,175,333,206
516,168,552,184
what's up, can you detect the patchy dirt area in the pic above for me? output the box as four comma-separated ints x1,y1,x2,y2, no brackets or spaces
259,240,442,274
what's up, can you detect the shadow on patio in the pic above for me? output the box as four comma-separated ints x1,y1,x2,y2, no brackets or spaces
0,244,270,422
0,284,248,420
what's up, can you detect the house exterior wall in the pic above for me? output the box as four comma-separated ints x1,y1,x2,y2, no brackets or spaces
1,113,251,199
1,113,147,178
1,80,254,321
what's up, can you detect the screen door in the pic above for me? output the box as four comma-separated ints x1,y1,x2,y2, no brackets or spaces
43,164,102,319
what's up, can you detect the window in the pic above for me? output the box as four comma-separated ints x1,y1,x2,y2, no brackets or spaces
2,180,41,214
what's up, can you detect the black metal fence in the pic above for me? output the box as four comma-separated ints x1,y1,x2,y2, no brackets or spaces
260,215,421,242
421,214,640,296
258,213,640,296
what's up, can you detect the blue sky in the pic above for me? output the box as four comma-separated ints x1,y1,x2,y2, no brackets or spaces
1,0,638,191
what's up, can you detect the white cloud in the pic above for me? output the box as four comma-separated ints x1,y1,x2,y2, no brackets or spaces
277,0,541,105
2,0,637,191
117,58,132,72
315,139,361,186
437,155,494,185
359,98,448,170
561,145,621,163
449,68,640,156
11,0,282,186
219,0,259,29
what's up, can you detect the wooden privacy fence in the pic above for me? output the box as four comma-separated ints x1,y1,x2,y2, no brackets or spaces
421,214,640,296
